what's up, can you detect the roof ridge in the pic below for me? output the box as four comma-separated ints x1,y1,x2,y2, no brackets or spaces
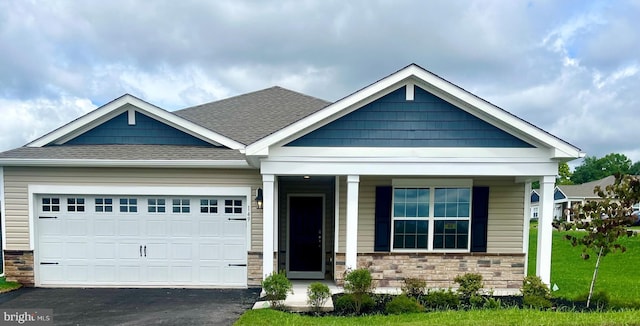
176,86,330,113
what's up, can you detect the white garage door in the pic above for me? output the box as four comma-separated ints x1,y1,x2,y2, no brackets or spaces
36,194,247,287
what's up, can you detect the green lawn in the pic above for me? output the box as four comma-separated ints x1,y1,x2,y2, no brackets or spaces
0,277,22,293
528,225,640,306
237,309,640,326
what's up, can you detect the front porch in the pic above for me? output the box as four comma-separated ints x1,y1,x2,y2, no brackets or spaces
254,174,556,289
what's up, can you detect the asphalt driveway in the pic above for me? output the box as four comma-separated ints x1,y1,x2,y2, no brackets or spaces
0,288,260,326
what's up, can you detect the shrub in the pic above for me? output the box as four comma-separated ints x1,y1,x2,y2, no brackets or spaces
334,293,375,314
343,268,374,294
483,296,502,309
306,282,331,313
523,295,552,310
468,294,485,308
454,273,484,299
521,275,551,309
261,271,293,309
420,288,460,310
401,278,427,298
385,294,423,314
343,268,375,314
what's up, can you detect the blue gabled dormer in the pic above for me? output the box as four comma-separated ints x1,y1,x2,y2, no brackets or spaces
286,86,533,148
62,109,213,146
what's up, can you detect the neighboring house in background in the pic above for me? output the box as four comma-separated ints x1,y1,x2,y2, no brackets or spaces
530,175,639,222
530,190,540,220
0,64,582,289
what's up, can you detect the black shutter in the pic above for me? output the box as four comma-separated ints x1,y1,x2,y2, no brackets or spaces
471,186,489,252
374,186,392,252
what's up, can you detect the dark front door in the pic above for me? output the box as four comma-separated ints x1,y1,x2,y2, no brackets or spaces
287,195,324,279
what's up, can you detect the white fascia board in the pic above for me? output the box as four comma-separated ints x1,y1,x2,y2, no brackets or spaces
269,146,556,160
260,160,558,177
0,159,252,169
28,94,245,150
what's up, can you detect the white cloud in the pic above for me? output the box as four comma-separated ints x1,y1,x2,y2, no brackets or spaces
0,97,96,148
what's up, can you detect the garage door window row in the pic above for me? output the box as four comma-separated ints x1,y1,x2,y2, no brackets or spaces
41,197,243,215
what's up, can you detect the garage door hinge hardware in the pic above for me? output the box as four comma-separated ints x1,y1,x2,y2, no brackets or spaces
228,218,247,221
40,262,59,265
228,264,247,267
39,216,58,219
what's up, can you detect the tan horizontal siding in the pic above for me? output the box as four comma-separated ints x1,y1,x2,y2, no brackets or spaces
476,177,525,253
3,166,262,251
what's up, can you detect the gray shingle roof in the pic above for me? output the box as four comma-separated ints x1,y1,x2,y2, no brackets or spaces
0,145,245,161
174,86,331,145
557,175,616,199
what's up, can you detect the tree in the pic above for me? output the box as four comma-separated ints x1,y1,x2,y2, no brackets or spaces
570,153,632,184
532,162,573,189
557,162,573,185
630,161,640,175
559,174,639,307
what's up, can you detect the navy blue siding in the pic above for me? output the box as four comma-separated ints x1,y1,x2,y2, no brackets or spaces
554,188,566,200
64,111,212,146
286,86,533,147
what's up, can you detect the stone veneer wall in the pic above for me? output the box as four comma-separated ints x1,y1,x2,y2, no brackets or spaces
334,252,525,289
247,251,277,287
4,250,35,286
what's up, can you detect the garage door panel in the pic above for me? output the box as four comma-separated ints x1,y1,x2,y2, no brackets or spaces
37,194,247,287
118,242,143,259
39,241,64,260
147,266,169,282
224,221,246,238
66,219,89,236
199,243,222,260
198,220,222,237
65,241,89,259
38,220,62,235
145,220,168,236
94,242,116,259
94,219,116,236
171,243,193,260
65,264,89,282
118,219,141,236
222,243,245,261
94,265,116,282
170,220,193,237
39,265,64,282
171,266,193,282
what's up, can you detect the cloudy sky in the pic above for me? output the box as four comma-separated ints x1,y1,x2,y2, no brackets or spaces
1,0,639,164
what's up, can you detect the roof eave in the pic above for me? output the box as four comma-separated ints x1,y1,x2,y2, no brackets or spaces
0,158,253,169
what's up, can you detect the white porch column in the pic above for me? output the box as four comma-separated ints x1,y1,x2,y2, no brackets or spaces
345,175,360,270
523,181,532,256
262,174,275,279
536,175,555,285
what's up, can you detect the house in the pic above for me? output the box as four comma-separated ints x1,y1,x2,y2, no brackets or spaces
0,64,583,289
530,175,635,222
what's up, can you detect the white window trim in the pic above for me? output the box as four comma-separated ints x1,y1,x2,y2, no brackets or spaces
391,179,473,253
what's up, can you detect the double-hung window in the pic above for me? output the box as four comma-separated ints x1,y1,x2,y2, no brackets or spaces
392,180,472,251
